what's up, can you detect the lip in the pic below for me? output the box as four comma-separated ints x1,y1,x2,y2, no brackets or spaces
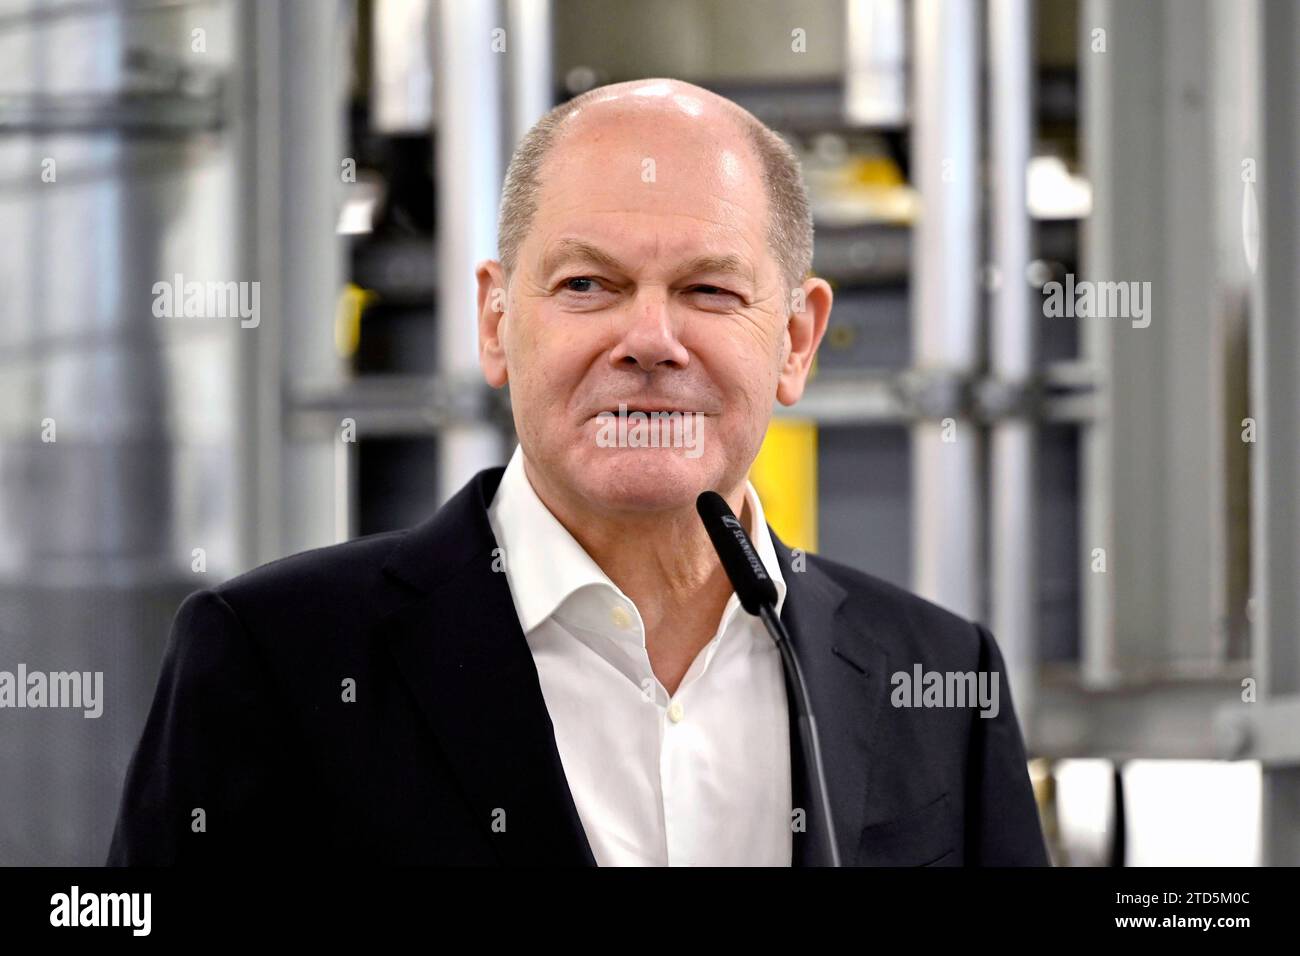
593,407,700,415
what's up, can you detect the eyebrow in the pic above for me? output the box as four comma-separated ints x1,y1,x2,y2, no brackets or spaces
537,239,756,288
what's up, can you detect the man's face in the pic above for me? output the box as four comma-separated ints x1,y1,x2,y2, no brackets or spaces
478,89,825,517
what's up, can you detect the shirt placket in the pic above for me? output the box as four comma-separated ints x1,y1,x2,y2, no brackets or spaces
657,602,740,866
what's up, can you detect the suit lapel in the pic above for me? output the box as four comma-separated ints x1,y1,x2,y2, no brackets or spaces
376,468,597,866
771,531,890,867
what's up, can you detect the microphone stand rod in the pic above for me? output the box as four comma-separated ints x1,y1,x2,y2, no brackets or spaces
758,603,842,867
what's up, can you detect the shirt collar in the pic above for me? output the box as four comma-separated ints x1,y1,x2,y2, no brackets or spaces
486,444,788,636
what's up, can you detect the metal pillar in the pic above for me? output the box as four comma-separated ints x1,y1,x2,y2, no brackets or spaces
988,0,1037,723
505,0,553,147
1252,0,1300,867
1080,0,1225,686
240,0,347,564
435,0,506,502
844,0,907,128
372,0,435,135
1079,0,1118,689
909,0,980,620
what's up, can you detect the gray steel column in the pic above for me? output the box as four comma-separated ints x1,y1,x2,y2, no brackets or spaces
239,0,285,570
844,0,907,127
435,0,506,502
1252,0,1300,867
279,0,349,558
372,0,435,135
1080,0,1229,687
1079,0,1118,688
506,0,553,146
988,0,1037,725
238,0,348,564
909,0,980,619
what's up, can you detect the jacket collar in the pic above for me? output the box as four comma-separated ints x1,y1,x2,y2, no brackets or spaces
377,466,888,866
486,443,789,638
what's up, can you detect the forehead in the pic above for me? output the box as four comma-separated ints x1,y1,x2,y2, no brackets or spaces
527,109,772,273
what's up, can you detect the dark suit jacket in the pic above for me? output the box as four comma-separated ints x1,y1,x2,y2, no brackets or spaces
107,466,1049,866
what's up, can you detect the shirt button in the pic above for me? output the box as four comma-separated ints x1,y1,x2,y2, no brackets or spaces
668,700,684,723
610,605,632,630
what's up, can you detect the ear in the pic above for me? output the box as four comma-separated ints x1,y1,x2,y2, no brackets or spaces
775,276,832,406
476,259,509,388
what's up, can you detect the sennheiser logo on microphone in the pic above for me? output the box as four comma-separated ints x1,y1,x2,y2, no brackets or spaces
721,514,768,581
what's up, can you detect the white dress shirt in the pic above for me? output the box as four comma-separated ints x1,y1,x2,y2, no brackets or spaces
486,445,791,866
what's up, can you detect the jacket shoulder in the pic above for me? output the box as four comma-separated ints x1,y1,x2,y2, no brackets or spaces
804,552,986,666
209,528,410,616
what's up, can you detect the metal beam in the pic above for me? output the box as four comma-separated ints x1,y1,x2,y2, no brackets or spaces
988,0,1038,725
1251,0,1300,866
909,0,980,620
435,0,506,502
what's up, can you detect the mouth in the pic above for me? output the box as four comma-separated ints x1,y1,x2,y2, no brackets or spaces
590,406,707,418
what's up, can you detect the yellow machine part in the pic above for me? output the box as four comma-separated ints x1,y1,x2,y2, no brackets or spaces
749,417,818,554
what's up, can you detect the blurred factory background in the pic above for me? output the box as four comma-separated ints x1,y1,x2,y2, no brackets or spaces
0,0,1296,866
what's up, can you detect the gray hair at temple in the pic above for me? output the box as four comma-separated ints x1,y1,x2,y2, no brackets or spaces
495,83,814,301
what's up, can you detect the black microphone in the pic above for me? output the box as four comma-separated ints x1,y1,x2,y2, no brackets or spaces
696,490,778,613
695,490,842,866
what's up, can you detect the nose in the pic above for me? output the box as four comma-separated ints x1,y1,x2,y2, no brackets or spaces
608,289,690,372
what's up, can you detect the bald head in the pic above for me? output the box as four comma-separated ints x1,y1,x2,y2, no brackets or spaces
496,78,813,299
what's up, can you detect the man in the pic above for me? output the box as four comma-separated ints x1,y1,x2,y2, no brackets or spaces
107,78,1047,866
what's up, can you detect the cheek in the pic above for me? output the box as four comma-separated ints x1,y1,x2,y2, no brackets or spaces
705,332,782,399
509,315,602,406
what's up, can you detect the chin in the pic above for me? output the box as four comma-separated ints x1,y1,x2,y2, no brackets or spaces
569,446,718,513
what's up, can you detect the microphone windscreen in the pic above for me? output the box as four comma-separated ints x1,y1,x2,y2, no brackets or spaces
695,490,779,614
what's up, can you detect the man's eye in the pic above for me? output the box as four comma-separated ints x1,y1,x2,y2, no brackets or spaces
562,276,600,293
690,285,738,300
